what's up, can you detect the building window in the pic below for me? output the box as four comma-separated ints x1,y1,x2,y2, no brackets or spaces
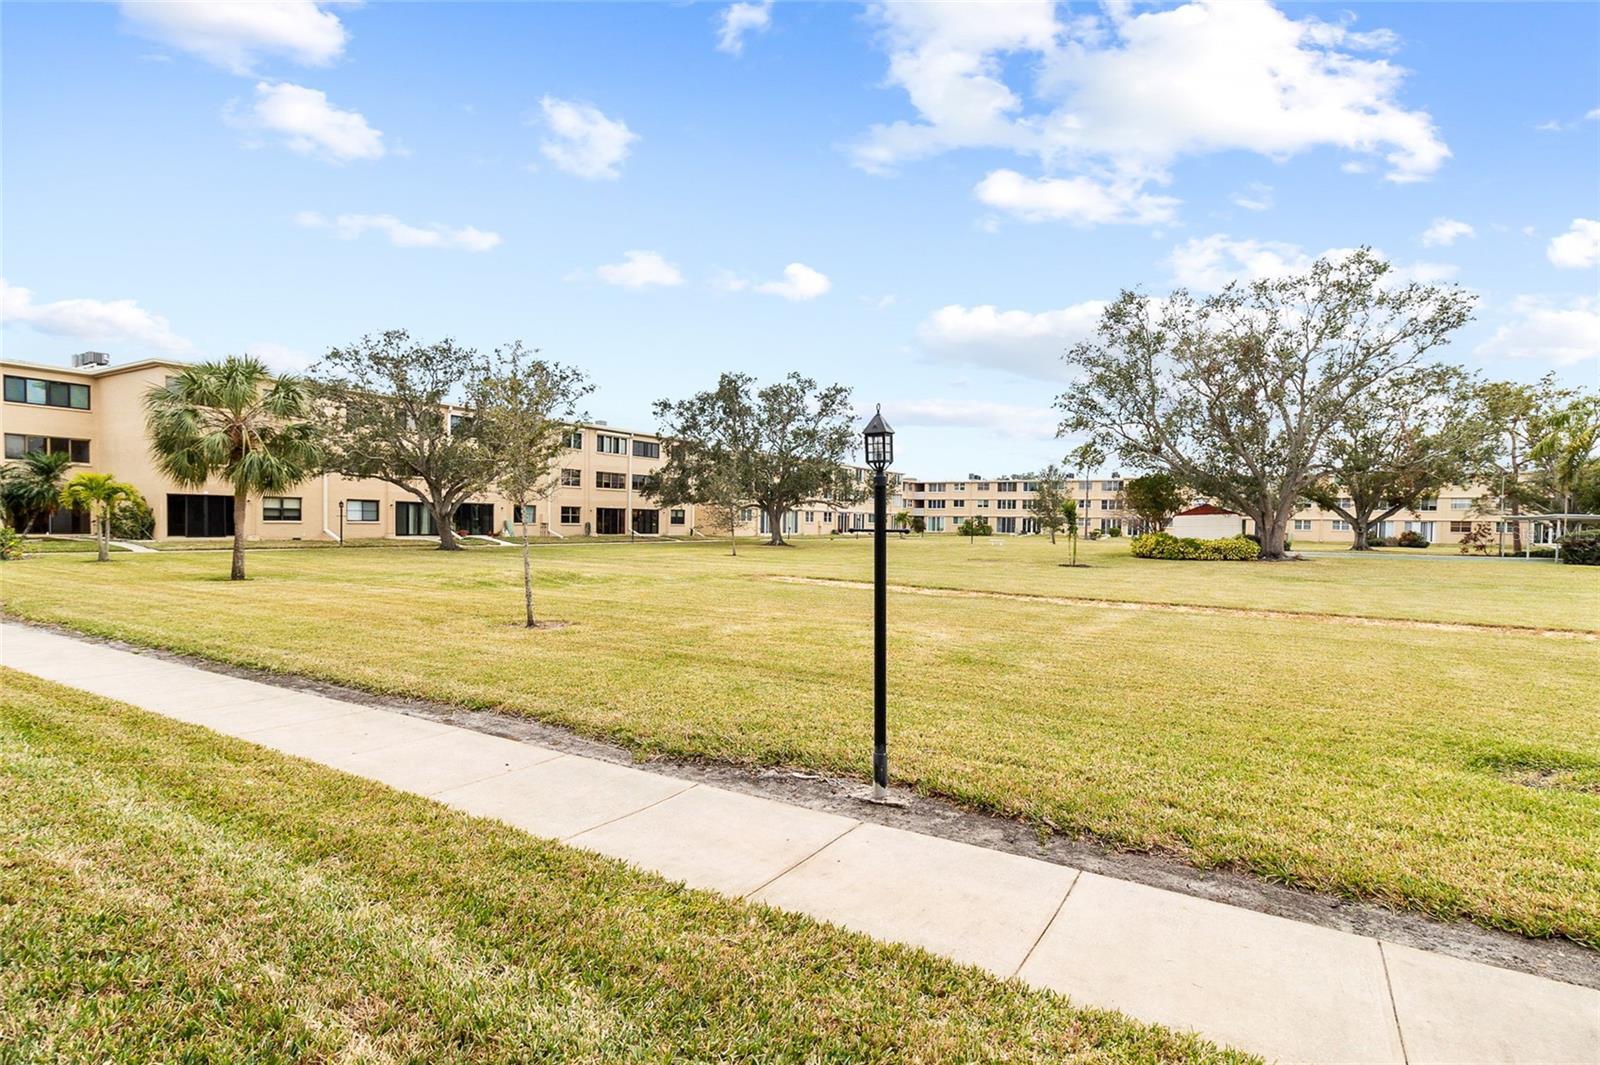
995,498,1017,510
997,481,1017,492
975,499,990,508
595,471,626,489
632,474,649,491
1450,520,1475,533
560,506,581,524
395,501,436,537
926,516,944,532
560,467,582,487
1102,480,1123,492
564,429,584,449
1450,498,1473,510
670,508,686,525
511,504,537,524
1100,498,1117,510
1023,482,1038,493
995,517,1016,533
345,499,379,522
632,440,660,458
262,496,302,522
1332,520,1350,531
926,499,945,509
4,375,90,410
596,433,625,454
4,434,90,463
1293,519,1312,531
1415,498,1438,512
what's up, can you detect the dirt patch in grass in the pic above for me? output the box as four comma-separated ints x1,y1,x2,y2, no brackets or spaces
770,575,1600,640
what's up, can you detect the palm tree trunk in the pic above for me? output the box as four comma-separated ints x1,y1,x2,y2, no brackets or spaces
230,489,247,580
98,511,110,562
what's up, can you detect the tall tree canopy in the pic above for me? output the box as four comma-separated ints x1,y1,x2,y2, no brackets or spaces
650,372,860,546
312,331,500,551
1059,250,1474,558
145,355,320,580
1465,375,1575,552
1303,366,1486,549
471,344,591,626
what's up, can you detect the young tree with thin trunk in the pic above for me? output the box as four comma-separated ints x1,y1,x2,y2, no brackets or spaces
312,331,501,551
1059,250,1474,559
472,344,592,628
1303,367,1485,550
145,356,320,580
60,473,142,562
1028,465,1070,543
1062,497,1080,566
651,372,861,546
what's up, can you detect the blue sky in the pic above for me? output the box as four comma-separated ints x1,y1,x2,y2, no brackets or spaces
3,1,1597,476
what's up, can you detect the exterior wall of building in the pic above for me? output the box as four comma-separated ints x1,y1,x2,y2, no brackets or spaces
2,357,689,542
899,476,1133,534
1170,511,1250,538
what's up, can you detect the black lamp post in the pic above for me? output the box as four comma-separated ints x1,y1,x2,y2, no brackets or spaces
863,405,894,801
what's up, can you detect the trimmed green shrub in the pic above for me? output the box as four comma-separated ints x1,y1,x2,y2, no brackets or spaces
1557,528,1600,566
110,493,155,540
1130,532,1261,561
1396,530,1430,548
1107,526,1122,538
0,526,21,561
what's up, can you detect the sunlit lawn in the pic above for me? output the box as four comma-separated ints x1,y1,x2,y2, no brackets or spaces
4,536,1597,947
0,671,1243,1062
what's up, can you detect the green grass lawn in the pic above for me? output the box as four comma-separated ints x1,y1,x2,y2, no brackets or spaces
17,537,127,555
4,537,1598,949
0,671,1243,1062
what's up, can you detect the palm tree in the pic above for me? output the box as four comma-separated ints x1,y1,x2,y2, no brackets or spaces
145,356,321,580
1531,397,1599,514
1,449,74,533
60,473,142,562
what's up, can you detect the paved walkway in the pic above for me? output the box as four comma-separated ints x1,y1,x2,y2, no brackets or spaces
3,620,1596,1063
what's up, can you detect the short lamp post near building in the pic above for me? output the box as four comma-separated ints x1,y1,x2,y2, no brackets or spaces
863,406,894,801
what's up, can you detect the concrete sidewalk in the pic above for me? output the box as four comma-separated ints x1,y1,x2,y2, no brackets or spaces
3,620,1596,1063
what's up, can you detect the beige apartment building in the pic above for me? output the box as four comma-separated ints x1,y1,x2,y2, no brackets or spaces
901,472,1516,545
3,353,900,543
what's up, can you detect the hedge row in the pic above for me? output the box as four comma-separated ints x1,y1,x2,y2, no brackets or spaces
1558,528,1600,566
1130,532,1261,561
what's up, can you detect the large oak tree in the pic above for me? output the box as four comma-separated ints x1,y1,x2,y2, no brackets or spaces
650,372,861,546
1059,251,1474,559
311,332,500,551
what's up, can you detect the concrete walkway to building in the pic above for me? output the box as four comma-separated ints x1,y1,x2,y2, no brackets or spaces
3,619,1596,1064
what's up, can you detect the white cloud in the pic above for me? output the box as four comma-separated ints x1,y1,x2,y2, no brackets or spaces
855,0,1446,226
1476,296,1598,367
1421,217,1474,247
974,169,1178,226
723,262,832,301
234,81,384,162
1168,235,1456,291
1547,218,1600,269
880,399,1059,440
538,96,636,180
595,250,684,288
295,211,501,251
914,300,1106,380
716,1,772,56
1231,182,1274,211
119,0,347,74
1,279,194,355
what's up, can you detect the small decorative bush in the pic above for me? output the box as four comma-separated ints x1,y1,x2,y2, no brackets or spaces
1396,530,1430,548
1130,532,1261,561
0,526,22,561
110,494,155,540
1558,528,1600,566
1107,526,1122,538
1087,529,1103,540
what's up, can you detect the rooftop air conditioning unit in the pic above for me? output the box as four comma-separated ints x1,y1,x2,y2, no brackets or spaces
72,351,111,367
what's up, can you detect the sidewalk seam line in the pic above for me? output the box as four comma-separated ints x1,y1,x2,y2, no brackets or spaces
741,821,864,900
1378,940,1411,1065
1012,869,1081,980
426,753,570,798
562,779,699,842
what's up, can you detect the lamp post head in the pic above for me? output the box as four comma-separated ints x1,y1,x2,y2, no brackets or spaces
863,405,894,471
